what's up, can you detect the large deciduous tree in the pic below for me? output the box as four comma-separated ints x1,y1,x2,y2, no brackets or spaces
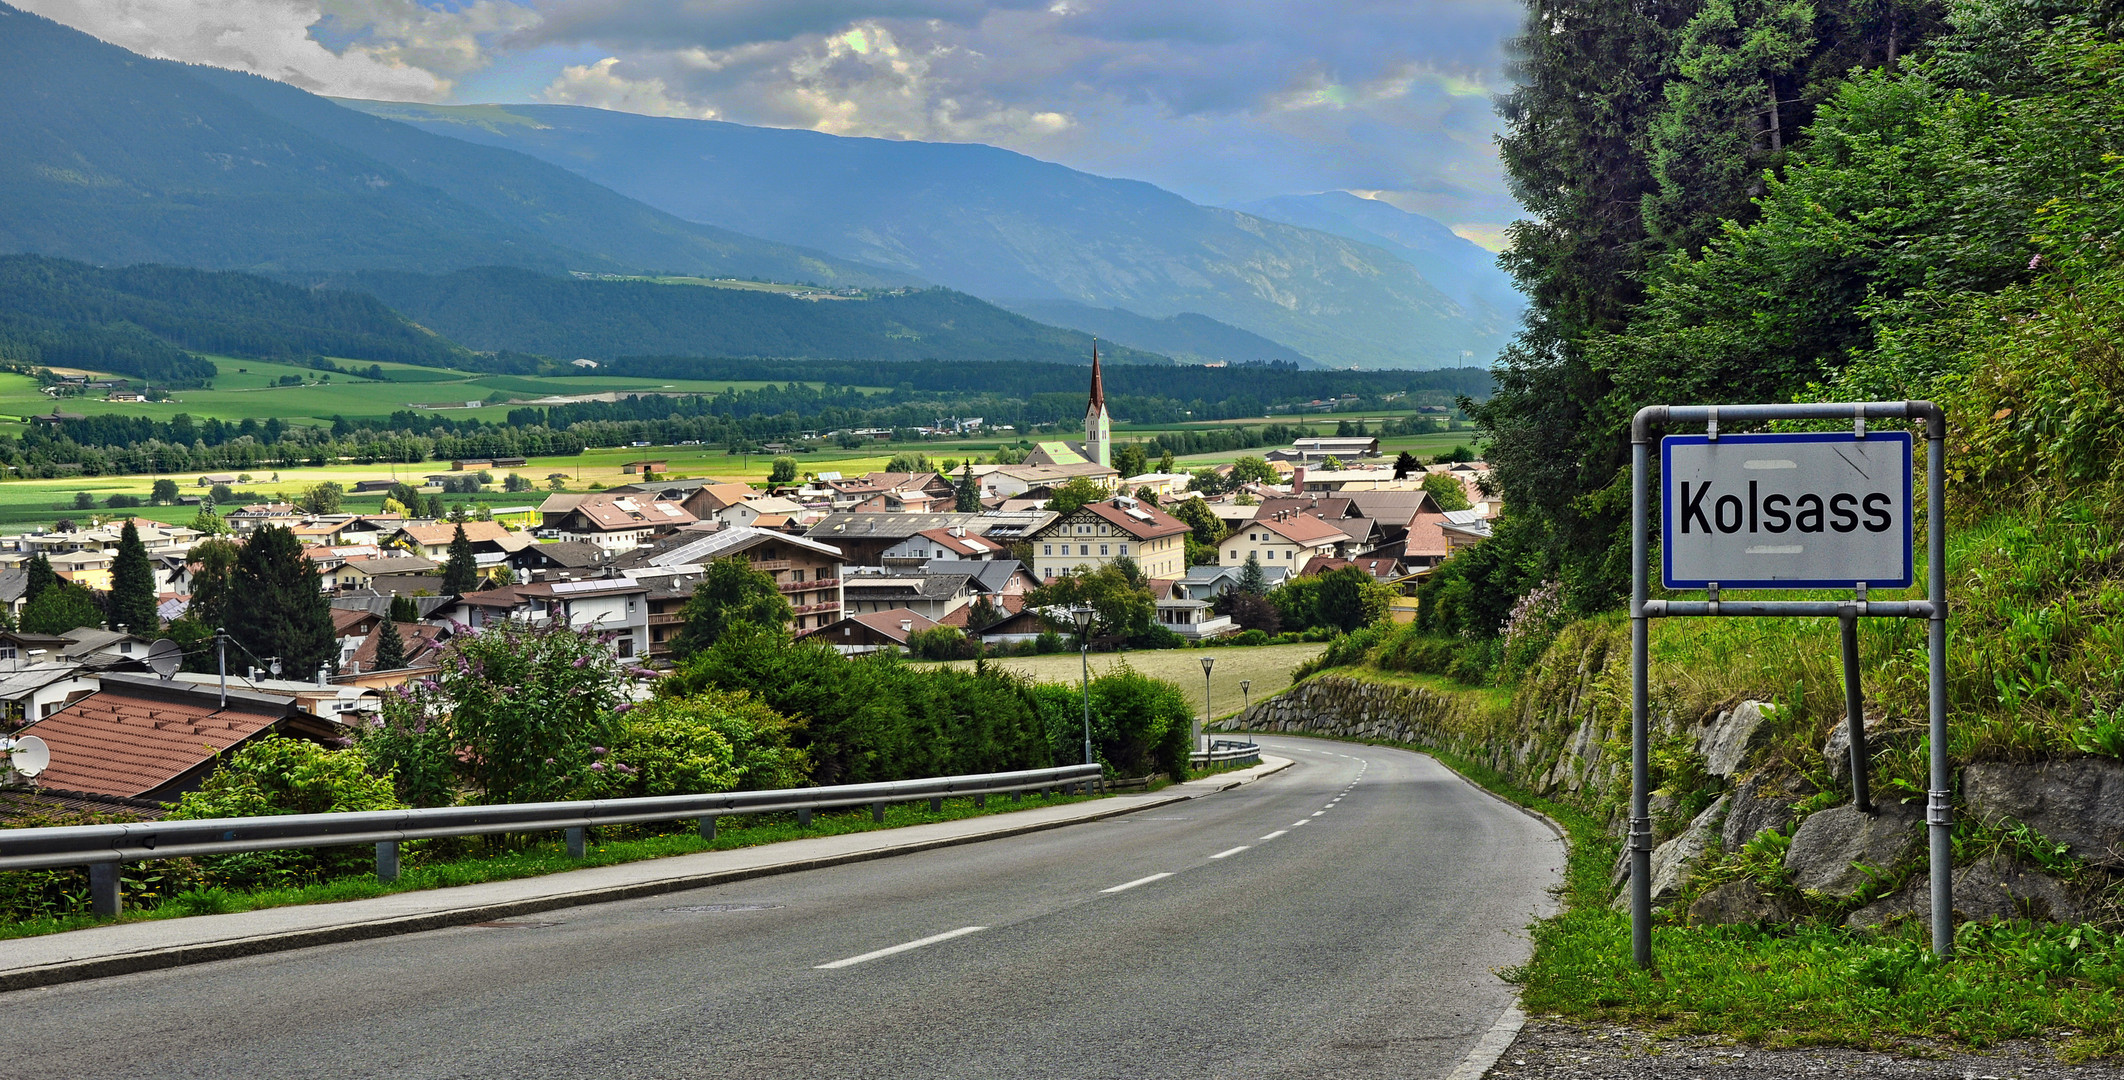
673,557,793,658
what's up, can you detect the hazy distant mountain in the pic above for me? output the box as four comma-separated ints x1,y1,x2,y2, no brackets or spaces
992,300,1318,367
1233,193,1524,327
344,101,1514,369
0,4,908,287
309,268,1172,367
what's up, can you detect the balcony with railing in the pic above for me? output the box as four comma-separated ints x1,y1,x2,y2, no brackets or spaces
778,577,840,594
790,601,841,616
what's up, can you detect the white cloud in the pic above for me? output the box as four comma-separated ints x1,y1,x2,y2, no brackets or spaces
543,57,717,118
18,0,536,101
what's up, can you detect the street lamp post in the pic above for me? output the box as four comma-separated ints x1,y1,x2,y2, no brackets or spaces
1200,655,1215,755
1241,679,1251,715
1071,607,1095,774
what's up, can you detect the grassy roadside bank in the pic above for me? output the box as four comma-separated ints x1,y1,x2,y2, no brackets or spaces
1227,719,2124,1062
0,789,1099,944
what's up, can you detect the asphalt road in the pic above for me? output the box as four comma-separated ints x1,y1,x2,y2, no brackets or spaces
1,737,1563,1079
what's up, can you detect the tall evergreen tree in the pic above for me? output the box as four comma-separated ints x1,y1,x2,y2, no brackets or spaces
185,538,240,631
1643,0,1817,254
108,521,160,634
373,619,407,671
954,463,980,511
441,523,479,595
1238,551,1268,596
388,594,420,623
23,554,58,605
226,525,336,677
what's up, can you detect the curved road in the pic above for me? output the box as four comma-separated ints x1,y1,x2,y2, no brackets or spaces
1,737,1562,1079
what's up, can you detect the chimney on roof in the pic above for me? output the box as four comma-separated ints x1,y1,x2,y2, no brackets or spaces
900,619,913,633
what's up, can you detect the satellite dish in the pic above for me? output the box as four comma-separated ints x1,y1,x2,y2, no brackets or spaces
146,638,182,679
9,735,49,779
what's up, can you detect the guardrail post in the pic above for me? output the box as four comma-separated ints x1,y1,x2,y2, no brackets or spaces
566,827,586,859
797,807,812,828
89,861,121,916
375,840,399,883
929,796,943,812
1011,790,1021,802
699,816,717,841
973,793,986,809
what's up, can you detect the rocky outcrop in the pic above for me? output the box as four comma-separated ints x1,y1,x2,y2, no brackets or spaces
1845,856,2084,931
1784,801,1923,897
1650,796,1727,901
1963,758,2124,870
1721,771,1807,852
1690,879,1797,926
1695,702,1773,779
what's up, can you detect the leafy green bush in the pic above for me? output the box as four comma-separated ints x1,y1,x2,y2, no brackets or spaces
664,629,1053,786
358,620,629,806
1026,666,1194,779
907,625,980,660
597,690,808,797
166,737,404,888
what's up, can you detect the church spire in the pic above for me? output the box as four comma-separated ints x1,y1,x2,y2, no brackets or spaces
1083,338,1111,469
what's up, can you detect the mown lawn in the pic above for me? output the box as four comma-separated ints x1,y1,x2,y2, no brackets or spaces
925,642,1327,719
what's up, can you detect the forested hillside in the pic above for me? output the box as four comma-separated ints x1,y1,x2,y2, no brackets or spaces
309,268,1172,366
0,255,466,386
1442,0,2124,629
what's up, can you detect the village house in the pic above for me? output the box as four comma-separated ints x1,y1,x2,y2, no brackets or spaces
538,494,696,551
1218,509,1353,570
621,526,845,635
1028,496,1191,581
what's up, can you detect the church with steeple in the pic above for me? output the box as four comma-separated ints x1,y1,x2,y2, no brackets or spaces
1023,340,1114,469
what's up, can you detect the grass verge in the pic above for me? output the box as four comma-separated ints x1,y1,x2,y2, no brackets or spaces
1231,726,2124,1061
0,789,1098,944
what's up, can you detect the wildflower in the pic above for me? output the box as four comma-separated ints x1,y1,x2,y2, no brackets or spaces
590,762,606,772
545,758,557,765
615,703,634,714
590,746,607,756
2028,254,2044,270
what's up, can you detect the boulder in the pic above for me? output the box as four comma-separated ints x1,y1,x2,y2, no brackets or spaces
1690,879,1797,927
1609,796,1726,905
1963,758,2124,870
1823,715,1918,785
1722,771,1807,852
1696,701,1774,778
1784,800,1922,897
1846,855,2084,931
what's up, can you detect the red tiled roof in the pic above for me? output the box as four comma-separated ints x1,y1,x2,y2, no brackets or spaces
1257,512,1351,546
20,681,304,799
1078,500,1191,541
396,521,517,547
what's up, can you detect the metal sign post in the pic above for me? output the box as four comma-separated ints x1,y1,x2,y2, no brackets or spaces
1630,401,1949,968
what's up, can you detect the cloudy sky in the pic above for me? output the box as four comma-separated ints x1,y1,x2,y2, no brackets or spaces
26,0,1527,248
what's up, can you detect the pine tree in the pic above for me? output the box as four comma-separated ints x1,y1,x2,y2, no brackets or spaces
108,521,160,634
441,524,478,594
226,525,336,677
955,463,980,511
1393,451,1420,480
24,554,58,605
388,595,420,623
373,619,407,671
1238,551,1268,596
185,538,240,631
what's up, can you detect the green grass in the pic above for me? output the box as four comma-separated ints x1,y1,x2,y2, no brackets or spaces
1224,718,2124,1060
922,642,1327,720
0,788,1099,942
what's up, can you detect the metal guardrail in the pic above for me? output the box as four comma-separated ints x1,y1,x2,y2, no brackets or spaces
0,762,1105,916
1190,739,1261,768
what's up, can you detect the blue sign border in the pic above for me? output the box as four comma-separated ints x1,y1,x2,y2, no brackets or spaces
1660,430,1913,591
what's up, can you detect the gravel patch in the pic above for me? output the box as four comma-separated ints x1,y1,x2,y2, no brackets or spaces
1484,1019,2124,1079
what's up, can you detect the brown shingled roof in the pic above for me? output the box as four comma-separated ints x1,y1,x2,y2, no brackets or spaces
18,676,338,800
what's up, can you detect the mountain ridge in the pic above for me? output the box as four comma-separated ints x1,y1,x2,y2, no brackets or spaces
342,100,1516,369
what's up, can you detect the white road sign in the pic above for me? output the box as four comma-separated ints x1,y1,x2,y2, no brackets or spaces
1661,431,1912,589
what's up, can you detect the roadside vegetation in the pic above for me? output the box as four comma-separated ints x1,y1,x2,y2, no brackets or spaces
1255,2,2124,1057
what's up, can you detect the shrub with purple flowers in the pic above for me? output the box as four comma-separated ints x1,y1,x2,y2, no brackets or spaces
1495,579,1568,683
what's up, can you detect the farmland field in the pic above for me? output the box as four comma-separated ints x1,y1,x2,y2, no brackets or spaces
922,642,1327,720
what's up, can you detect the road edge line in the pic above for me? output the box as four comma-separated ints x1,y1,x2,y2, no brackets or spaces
0,792,1191,995
1445,1005,1527,1080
